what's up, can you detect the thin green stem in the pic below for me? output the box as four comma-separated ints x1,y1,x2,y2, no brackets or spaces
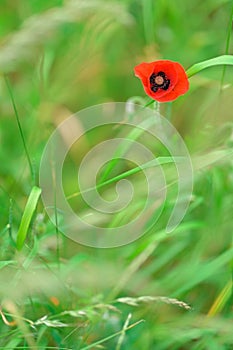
51,156,60,269
80,319,144,350
8,198,15,246
4,75,35,184
154,100,160,113
116,314,132,350
165,102,173,121
220,2,233,89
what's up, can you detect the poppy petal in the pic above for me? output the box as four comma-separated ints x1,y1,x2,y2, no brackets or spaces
155,63,189,102
173,62,189,95
154,89,180,102
134,59,189,103
134,62,155,85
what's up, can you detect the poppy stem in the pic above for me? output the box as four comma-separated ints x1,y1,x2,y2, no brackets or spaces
154,101,160,114
165,102,173,121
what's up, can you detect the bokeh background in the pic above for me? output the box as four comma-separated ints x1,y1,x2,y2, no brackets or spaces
0,0,233,349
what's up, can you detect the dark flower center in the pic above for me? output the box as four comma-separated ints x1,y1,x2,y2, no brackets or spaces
150,71,170,92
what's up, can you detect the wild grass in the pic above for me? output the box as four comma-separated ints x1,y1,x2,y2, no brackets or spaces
0,0,233,349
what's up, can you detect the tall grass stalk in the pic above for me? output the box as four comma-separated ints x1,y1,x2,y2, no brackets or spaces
4,76,35,184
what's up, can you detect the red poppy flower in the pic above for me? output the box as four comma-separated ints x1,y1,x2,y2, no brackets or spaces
134,60,189,102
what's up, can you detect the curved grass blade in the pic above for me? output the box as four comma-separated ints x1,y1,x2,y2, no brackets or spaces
16,186,41,250
207,279,232,317
186,55,233,78
66,156,177,200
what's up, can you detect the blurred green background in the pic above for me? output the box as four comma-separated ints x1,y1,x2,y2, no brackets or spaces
1,0,233,349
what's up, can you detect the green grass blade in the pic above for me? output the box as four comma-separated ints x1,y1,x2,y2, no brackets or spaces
16,186,41,250
80,319,144,350
67,156,178,200
220,3,233,88
4,75,35,184
186,55,233,78
67,148,232,201
207,279,232,316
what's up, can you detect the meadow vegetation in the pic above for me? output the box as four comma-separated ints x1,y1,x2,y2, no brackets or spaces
0,0,233,349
